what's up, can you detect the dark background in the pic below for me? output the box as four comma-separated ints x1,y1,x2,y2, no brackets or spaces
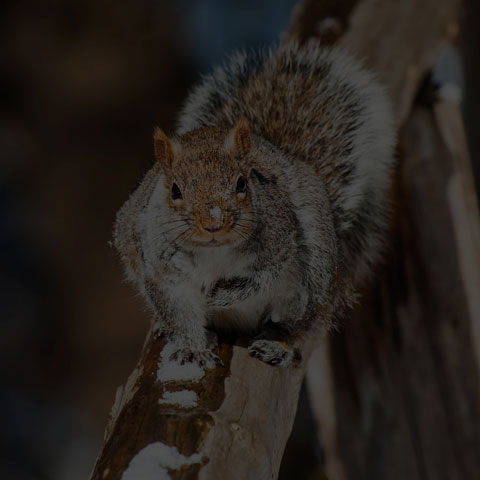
0,1,477,479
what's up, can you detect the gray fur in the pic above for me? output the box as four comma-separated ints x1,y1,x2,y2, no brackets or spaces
114,40,396,367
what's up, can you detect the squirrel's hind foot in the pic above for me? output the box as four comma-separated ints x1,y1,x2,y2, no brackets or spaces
248,339,295,367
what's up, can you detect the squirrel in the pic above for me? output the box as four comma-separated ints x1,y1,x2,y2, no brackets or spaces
114,39,395,367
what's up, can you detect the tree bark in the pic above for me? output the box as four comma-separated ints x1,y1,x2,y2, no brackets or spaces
90,0,477,479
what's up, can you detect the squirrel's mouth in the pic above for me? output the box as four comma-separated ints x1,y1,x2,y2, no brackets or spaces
187,217,252,247
190,235,231,247
187,218,237,246
187,228,241,247
198,238,220,246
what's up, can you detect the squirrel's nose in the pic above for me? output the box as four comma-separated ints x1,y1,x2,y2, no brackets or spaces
201,206,225,233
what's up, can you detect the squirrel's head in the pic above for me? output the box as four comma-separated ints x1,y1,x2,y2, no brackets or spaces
153,118,257,247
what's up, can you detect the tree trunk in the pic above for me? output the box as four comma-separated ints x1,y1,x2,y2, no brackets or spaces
90,0,479,479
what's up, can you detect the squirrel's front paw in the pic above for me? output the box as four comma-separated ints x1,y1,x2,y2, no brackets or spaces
248,339,294,367
169,347,222,368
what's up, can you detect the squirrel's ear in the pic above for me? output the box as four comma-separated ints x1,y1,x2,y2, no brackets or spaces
227,117,251,158
153,128,180,170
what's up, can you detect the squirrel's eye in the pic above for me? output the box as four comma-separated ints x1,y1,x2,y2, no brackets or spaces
171,183,182,200
236,176,246,194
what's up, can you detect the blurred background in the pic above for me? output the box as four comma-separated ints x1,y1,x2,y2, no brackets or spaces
0,1,477,479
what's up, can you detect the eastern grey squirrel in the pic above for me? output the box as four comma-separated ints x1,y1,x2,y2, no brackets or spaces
114,40,395,367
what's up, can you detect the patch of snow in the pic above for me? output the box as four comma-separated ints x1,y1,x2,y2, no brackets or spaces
209,206,222,221
121,443,202,480
157,342,205,383
158,390,198,408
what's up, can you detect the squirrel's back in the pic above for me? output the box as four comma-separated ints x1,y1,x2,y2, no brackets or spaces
177,40,396,282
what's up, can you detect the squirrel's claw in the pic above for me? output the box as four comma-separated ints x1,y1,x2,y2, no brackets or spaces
248,339,293,367
169,347,223,368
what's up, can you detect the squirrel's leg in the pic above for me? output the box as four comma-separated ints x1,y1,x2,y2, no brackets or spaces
146,279,220,366
248,288,308,367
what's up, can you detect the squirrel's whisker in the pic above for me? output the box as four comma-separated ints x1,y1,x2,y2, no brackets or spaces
233,223,256,231
156,218,191,228
231,227,248,241
158,227,190,261
151,223,191,243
